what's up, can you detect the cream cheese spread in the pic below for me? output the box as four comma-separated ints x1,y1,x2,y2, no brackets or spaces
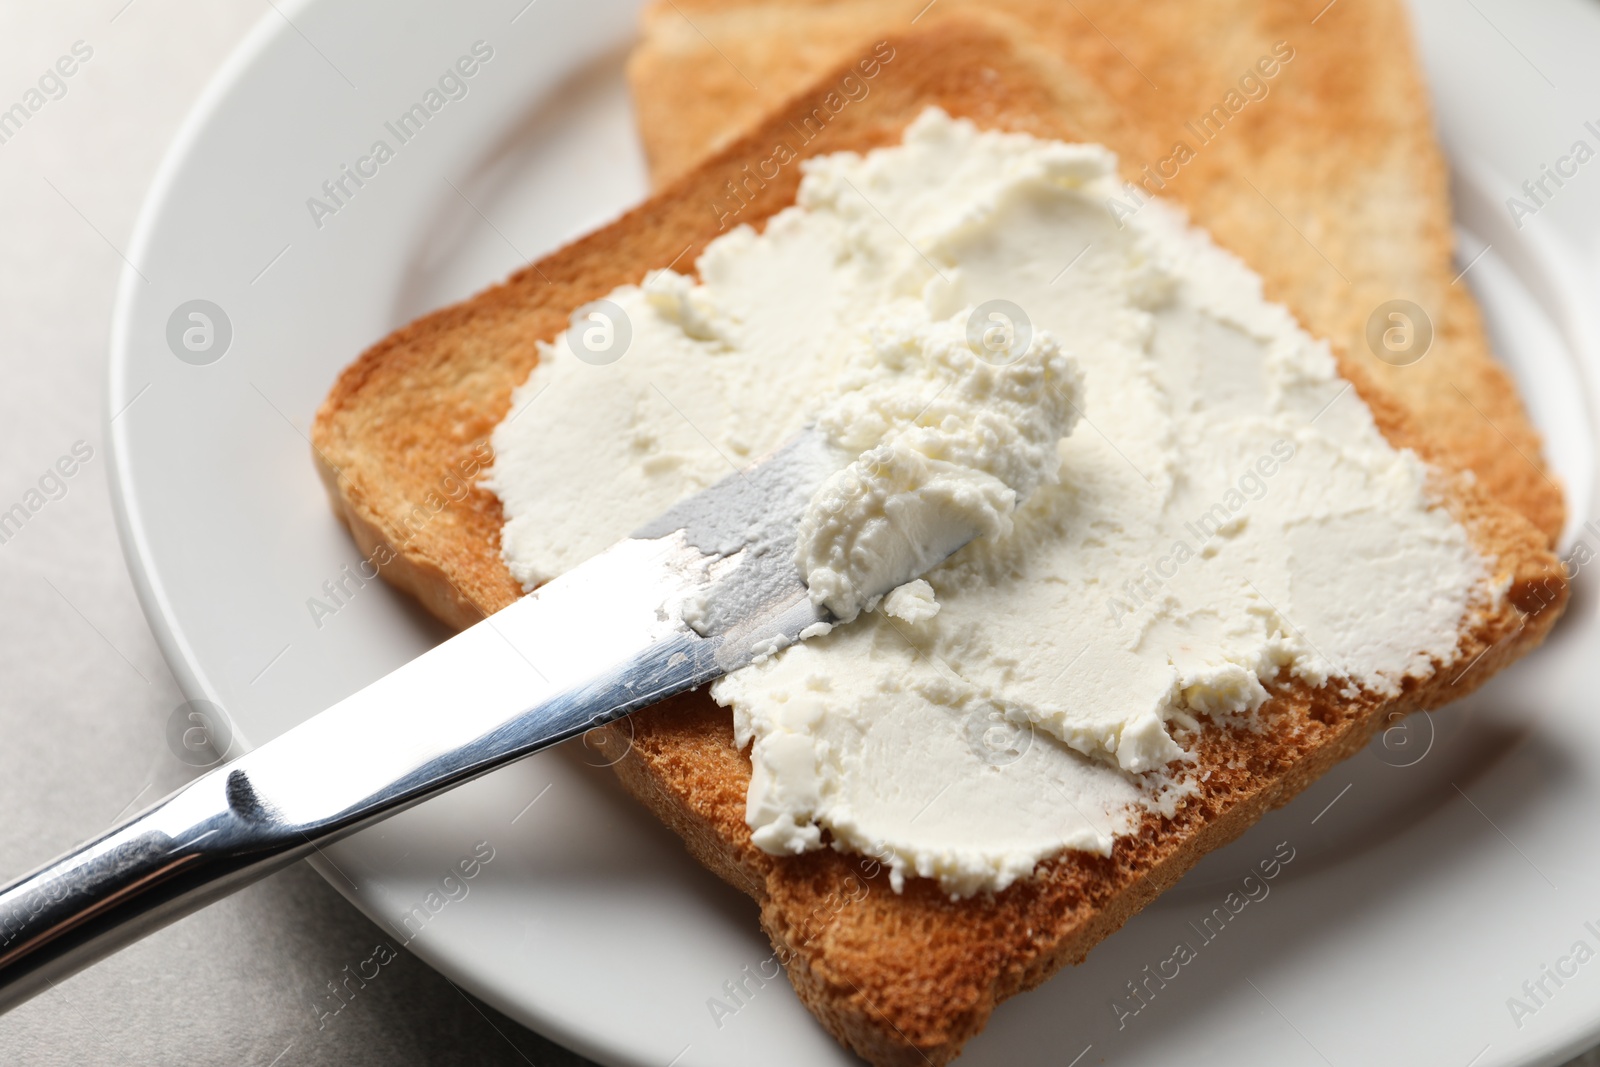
796,313,1082,623
488,110,1486,897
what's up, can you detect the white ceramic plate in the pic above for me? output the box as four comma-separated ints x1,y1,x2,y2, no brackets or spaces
107,1,1600,1064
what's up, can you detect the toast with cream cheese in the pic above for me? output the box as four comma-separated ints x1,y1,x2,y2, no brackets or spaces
312,20,1568,1065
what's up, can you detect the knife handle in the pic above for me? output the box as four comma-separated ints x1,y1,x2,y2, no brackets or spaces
0,630,723,1012
0,766,309,1012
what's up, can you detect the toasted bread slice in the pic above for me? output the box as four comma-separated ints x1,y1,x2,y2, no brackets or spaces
312,21,1568,1066
627,0,1566,546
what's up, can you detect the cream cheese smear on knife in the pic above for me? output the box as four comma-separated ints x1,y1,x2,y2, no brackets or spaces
488,109,1488,897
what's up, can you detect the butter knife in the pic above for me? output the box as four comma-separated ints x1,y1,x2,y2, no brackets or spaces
0,429,852,1012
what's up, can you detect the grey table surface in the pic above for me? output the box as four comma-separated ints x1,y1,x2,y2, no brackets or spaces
0,3,1594,1067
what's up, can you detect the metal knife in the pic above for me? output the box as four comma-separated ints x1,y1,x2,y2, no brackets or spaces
0,428,860,1013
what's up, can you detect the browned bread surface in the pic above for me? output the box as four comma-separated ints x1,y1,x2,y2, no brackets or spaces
312,21,1568,1066
627,0,1566,546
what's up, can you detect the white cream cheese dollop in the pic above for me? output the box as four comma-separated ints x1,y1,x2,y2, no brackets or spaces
488,109,1486,896
796,313,1082,623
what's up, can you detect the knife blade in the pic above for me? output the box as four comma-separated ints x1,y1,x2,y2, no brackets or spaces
0,427,850,1013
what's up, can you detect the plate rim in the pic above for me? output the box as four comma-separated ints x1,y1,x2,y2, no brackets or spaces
106,0,300,752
